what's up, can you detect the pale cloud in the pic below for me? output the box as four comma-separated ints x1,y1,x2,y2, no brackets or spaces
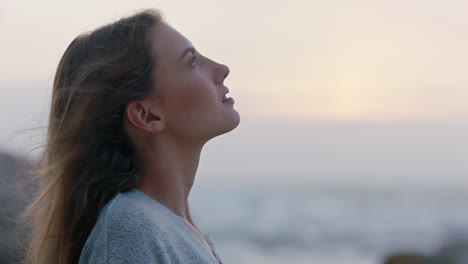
1,0,467,120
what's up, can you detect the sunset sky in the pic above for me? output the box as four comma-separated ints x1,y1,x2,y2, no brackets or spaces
1,0,467,187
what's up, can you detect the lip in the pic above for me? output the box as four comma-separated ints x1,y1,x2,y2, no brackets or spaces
221,87,230,102
222,97,235,104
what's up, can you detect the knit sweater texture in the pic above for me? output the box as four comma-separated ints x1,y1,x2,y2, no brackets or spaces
79,188,225,264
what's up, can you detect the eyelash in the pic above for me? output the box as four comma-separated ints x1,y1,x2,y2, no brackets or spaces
189,55,199,67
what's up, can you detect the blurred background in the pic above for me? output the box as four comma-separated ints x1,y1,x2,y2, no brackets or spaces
1,0,467,263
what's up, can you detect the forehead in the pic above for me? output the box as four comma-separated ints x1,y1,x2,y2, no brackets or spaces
150,23,193,65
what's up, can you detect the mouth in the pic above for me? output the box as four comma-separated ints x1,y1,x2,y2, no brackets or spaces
221,88,229,101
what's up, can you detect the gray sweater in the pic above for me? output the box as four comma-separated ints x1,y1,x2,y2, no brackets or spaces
79,188,225,264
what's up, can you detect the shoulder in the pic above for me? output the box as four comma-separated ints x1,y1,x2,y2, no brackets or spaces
104,189,178,238
80,189,176,263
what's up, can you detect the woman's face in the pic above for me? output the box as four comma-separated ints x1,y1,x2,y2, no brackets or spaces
148,23,240,141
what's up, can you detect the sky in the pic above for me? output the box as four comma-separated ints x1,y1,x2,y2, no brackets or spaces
0,0,467,187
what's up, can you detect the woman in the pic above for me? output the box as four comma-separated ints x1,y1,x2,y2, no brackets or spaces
19,8,240,264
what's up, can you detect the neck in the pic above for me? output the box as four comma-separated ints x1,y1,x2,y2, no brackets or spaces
135,134,206,225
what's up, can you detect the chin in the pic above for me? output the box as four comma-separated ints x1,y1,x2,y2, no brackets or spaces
212,111,241,138
225,110,241,131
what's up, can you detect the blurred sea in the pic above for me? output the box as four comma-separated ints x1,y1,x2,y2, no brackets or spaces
189,182,468,264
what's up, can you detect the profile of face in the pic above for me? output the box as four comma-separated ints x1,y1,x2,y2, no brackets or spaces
126,22,240,143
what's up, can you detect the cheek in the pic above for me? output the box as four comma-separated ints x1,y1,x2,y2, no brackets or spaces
156,73,205,112
169,83,217,131
176,79,216,114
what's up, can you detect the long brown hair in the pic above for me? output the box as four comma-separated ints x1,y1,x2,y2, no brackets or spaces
17,8,164,264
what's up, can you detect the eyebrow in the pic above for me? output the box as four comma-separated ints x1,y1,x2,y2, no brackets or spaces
179,47,195,61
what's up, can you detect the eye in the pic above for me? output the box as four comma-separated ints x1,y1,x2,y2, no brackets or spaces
189,55,199,67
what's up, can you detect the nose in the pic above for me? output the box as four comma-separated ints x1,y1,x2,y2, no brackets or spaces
215,63,230,84
222,64,230,79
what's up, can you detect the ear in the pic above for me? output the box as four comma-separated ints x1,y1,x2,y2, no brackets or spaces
124,100,165,133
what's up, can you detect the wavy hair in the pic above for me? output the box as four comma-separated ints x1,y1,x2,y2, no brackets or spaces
16,8,165,264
